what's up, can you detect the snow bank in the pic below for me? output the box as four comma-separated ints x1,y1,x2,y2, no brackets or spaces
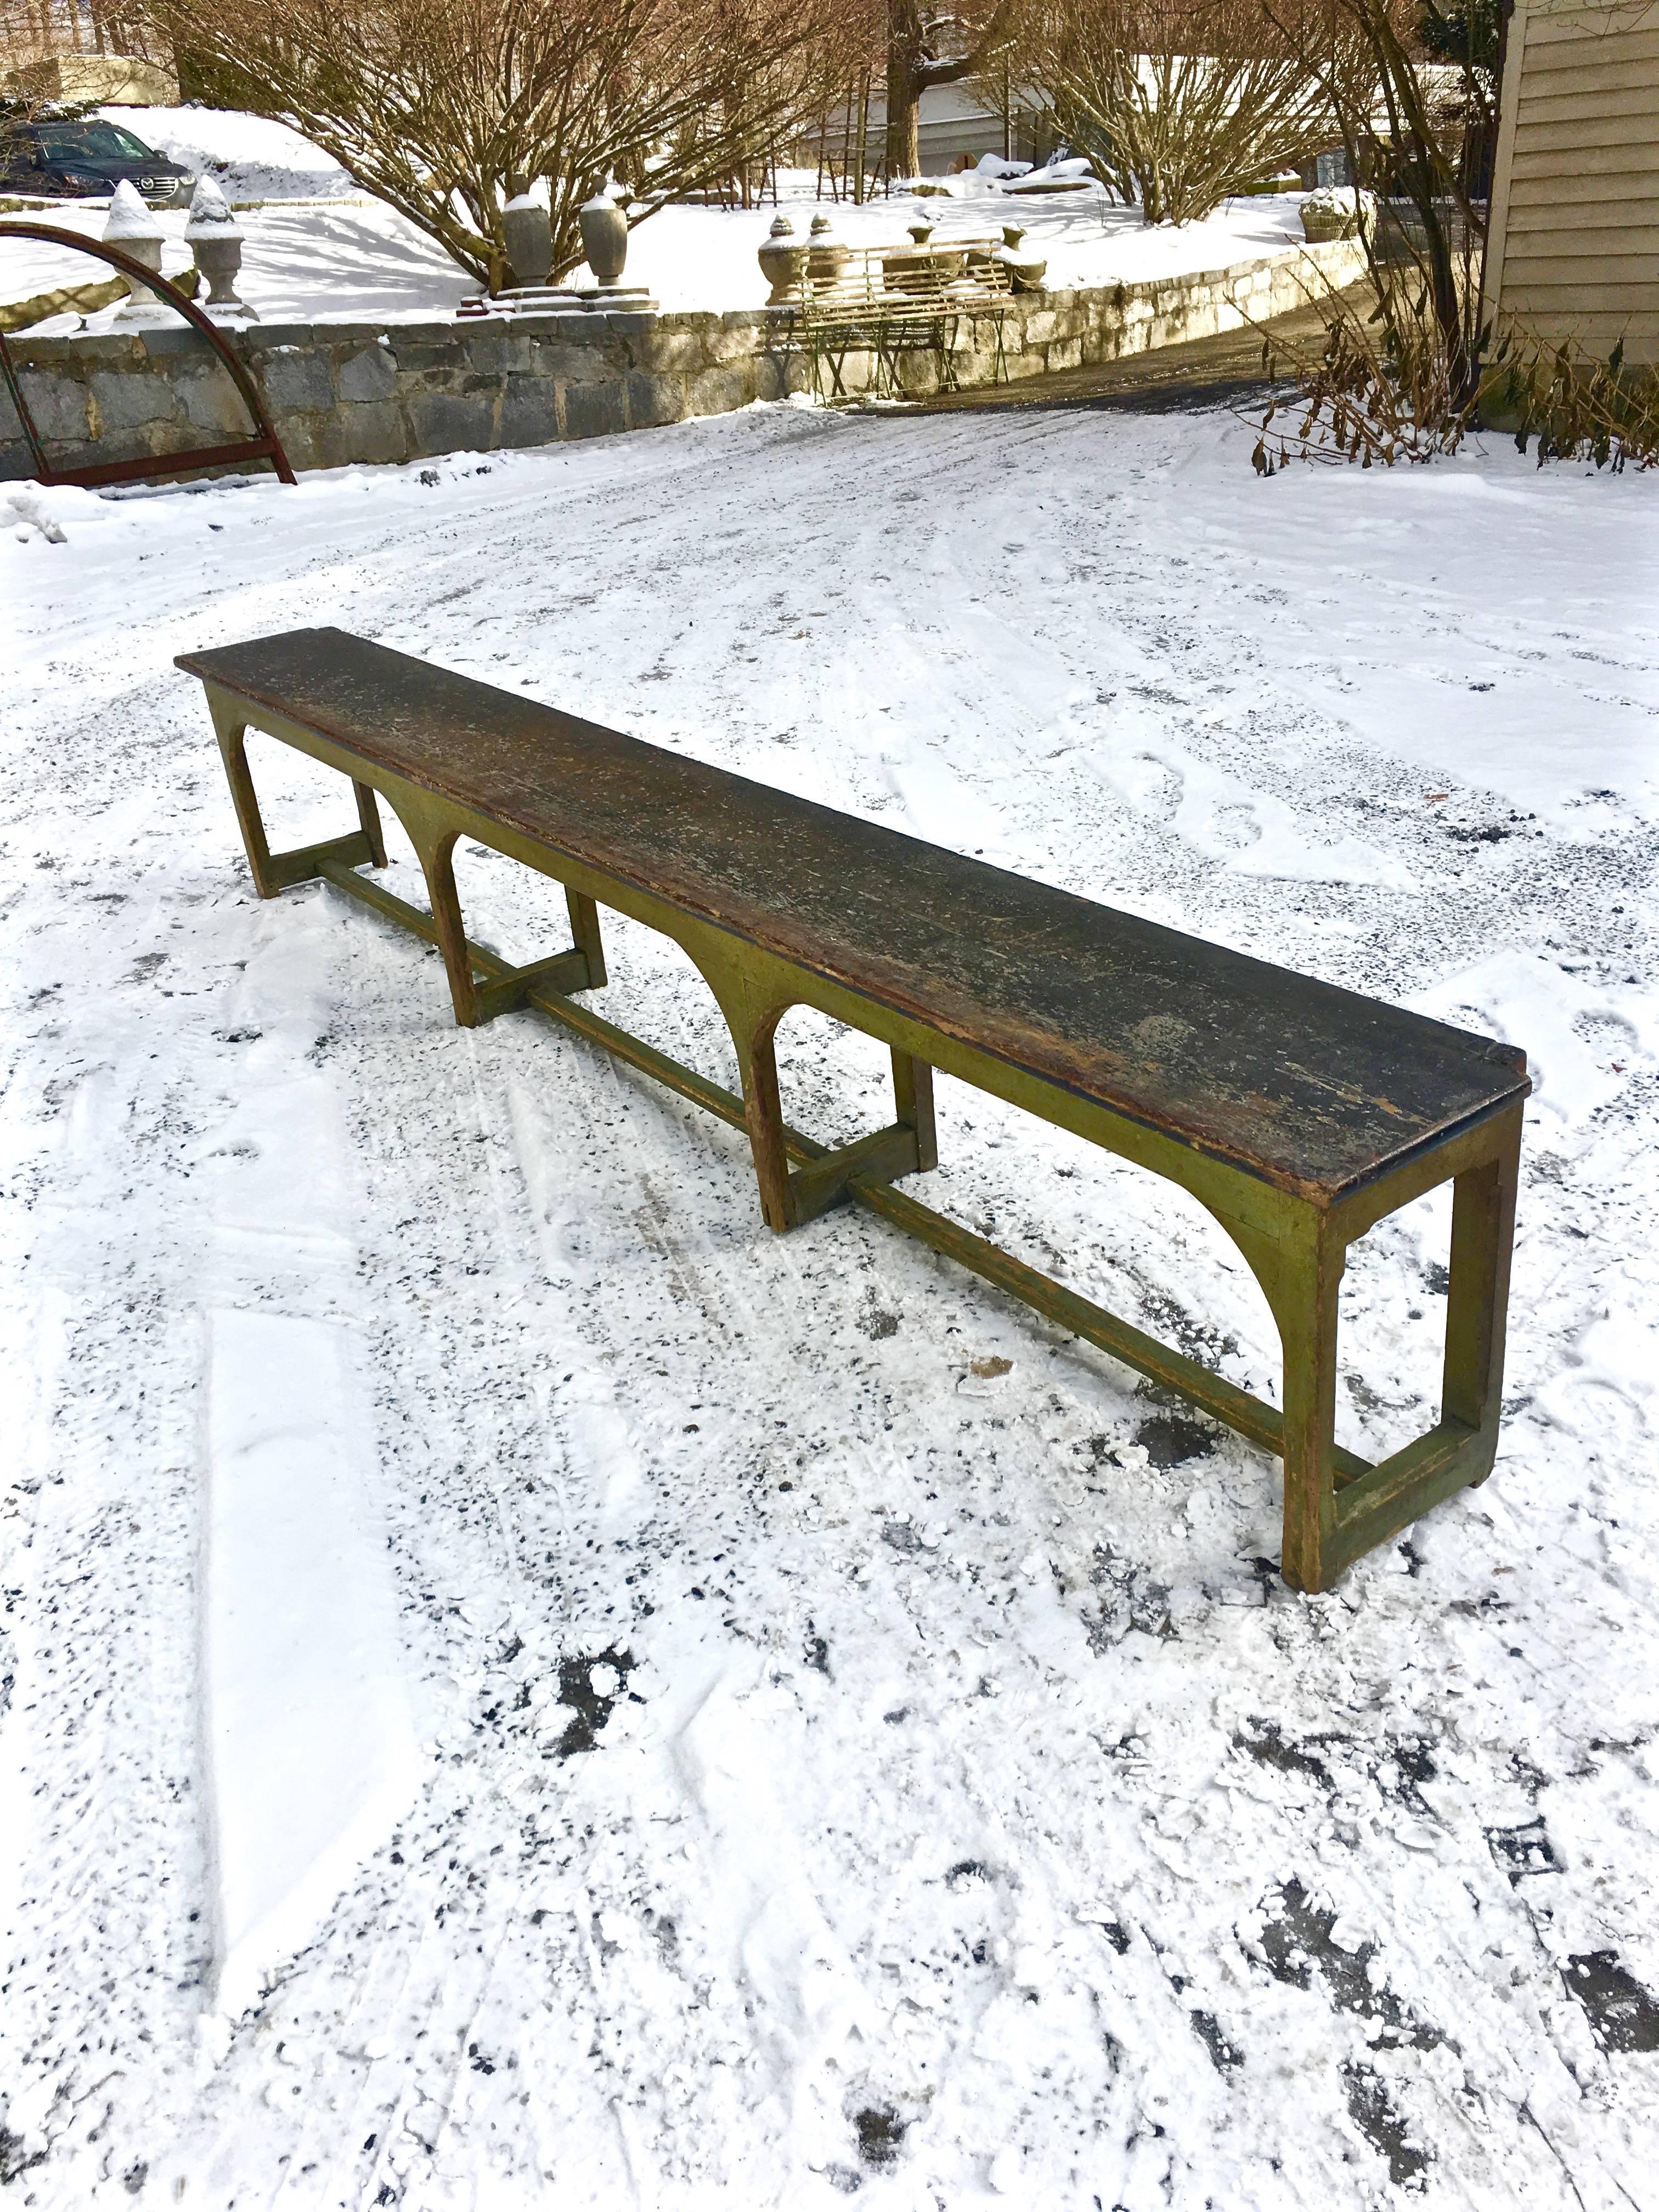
100,105,357,203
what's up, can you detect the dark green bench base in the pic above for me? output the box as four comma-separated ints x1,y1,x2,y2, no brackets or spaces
184,633,1527,1592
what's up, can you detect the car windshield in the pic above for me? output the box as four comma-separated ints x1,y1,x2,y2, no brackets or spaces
33,123,156,162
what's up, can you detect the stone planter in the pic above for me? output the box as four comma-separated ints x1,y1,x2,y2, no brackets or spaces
185,177,255,320
578,183,656,311
580,186,629,286
114,233,163,302
504,196,554,287
806,213,849,285
104,180,168,324
913,219,967,281
758,215,809,304
1300,210,1351,243
997,223,1047,293
883,219,947,295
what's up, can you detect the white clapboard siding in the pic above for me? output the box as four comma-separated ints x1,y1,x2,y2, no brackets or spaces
1485,0,1659,361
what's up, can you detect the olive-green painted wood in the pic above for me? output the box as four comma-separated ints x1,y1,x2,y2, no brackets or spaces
312,849,1371,1481
188,644,1530,1593
183,629,1528,1209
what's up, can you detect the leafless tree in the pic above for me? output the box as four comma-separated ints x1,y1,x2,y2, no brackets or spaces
3,0,168,61
145,0,844,290
884,0,1018,179
1259,0,1487,404
2,0,60,169
1008,0,1338,222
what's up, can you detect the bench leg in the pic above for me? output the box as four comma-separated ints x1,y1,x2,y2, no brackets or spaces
892,1049,938,1172
1260,1103,1522,1590
733,1014,797,1234
701,951,940,1234
1274,1219,1346,1594
566,889,607,992
397,812,606,1031
411,827,485,1026
211,707,385,899
354,778,388,868
1442,1118,1521,1478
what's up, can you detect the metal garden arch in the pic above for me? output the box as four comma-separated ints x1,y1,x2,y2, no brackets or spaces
0,221,295,488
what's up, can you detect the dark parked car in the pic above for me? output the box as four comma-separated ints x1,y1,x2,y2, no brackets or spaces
2,119,195,207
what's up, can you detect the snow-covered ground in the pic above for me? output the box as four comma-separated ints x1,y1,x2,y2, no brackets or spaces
100,104,359,204
2,402,1657,2210
6,112,1313,323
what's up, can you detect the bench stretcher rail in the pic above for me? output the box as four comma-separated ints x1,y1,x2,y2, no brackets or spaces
179,629,1529,1593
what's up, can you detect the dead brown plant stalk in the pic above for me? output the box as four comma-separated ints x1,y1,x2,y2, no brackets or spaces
1243,277,1659,472
1244,268,1481,467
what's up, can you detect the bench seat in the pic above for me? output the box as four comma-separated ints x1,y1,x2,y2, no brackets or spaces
178,627,1529,1592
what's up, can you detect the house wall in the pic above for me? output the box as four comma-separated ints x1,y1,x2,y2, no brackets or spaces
3,54,179,103
807,87,1056,177
1483,0,1659,363
0,236,1366,482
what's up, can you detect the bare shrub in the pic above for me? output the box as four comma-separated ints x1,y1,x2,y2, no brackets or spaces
1261,0,1486,406
1007,0,1338,223
145,0,844,290
1246,276,1659,473
1241,0,1655,472
1248,268,1482,467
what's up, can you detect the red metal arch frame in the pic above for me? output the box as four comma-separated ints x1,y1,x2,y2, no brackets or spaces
0,222,296,488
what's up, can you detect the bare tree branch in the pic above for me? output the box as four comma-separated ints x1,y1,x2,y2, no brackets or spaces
1005,0,1341,223
143,0,845,288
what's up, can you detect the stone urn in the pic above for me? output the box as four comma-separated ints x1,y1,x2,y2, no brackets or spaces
184,177,255,320
998,221,1047,292
914,217,967,282
102,180,166,312
103,180,166,321
579,182,629,289
806,213,849,285
884,218,938,296
576,180,655,309
758,214,809,305
504,193,554,287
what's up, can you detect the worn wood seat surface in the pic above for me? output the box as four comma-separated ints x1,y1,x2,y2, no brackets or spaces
177,628,1526,1205
179,625,1528,1594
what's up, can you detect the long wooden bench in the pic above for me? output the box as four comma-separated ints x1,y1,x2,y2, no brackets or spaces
177,629,1528,1592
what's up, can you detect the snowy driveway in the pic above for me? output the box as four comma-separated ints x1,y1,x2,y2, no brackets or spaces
2,404,1657,2208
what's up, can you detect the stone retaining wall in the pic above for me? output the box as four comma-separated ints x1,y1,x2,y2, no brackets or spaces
0,236,1364,481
